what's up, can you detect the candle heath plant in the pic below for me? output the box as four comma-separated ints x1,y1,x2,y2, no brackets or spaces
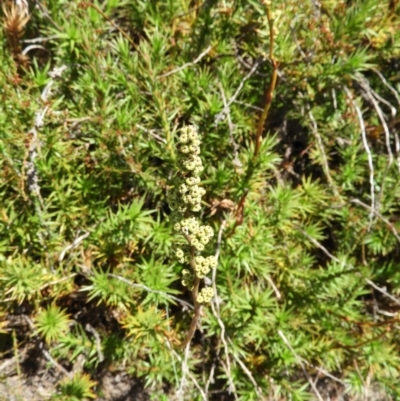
1,0,400,400
168,126,216,347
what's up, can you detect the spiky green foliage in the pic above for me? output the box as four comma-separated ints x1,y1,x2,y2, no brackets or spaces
1,0,400,400
35,304,71,344
55,372,97,401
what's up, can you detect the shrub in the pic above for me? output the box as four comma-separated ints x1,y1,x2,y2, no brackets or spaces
1,0,400,400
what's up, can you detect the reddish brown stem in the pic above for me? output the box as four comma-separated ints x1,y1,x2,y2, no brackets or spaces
254,61,278,158
229,4,278,237
254,4,278,158
179,242,202,349
179,276,201,349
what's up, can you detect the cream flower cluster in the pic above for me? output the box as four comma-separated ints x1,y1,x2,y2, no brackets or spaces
174,218,214,251
196,287,214,304
181,269,194,290
169,126,216,304
177,128,205,211
194,255,217,278
168,127,205,213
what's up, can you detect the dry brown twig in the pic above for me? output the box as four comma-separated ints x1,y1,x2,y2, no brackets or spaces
158,45,212,79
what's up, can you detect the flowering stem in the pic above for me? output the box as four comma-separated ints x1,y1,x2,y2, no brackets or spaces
179,241,201,349
180,276,201,349
169,126,216,349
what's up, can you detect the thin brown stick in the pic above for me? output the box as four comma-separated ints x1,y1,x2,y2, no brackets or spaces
158,45,212,79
